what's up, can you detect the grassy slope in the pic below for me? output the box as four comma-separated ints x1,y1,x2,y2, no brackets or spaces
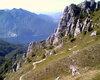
0,40,27,79
6,10,100,80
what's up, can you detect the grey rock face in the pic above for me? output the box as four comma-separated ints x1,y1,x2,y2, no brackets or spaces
16,62,21,70
46,4,81,44
78,0,90,9
82,17,90,31
23,53,27,59
12,62,17,72
27,42,41,56
74,19,81,37
82,17,94,32
46,0,98,45
54,41,63,50
27,42,35,56
12,62,21,72
46,34,57,45
96,1,100,9
90,0,95,6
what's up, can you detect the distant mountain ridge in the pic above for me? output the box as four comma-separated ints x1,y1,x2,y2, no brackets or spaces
1,0,100,80
46,12,62,22
0,8,58,43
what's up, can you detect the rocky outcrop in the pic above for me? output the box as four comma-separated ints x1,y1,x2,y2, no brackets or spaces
78,0,90,10
16,62,21,70
27,42,35,56
54,40,63,50
70,65,80,76
26,41,42,57
23,53,27,59
82,17,94,32
46,0,99,45
12,62,17,72
74,19,81,37
45,50,56,56
90,31,97,36
55,76,61,80
96,1,100,9
12,62,21,72
46,4,81,44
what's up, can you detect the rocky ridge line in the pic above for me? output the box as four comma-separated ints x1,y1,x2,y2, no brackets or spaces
46,0,100,45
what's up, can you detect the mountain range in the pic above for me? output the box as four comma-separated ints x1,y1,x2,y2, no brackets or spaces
0,8,60,43
1,0,100,80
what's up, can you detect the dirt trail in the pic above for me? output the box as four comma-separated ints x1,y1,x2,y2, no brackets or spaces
19,58,46,80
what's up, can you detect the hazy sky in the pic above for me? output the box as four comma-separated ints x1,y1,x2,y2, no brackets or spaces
0,0,99,13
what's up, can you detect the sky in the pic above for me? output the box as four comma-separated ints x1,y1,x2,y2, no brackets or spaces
0,0,99,13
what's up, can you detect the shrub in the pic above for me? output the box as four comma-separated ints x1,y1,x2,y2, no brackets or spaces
92,74,100,80
68,33,73,39
46,45,54,50
54,39,62,46
62,36,67,42
70,38,76,43
60,30,66,37
97,30,100,35
0,76,3,80
52,50,56,54
88,26,93,32
83,30,87,35
42,54,46,59
26,58,31,63
31,51,36,57
40,40,46,48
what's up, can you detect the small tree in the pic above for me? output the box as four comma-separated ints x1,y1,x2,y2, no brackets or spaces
26,58,31,63
88,26,93,32
42,54,46,59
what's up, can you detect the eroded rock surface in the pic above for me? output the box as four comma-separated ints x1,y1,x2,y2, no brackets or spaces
46,0,100,45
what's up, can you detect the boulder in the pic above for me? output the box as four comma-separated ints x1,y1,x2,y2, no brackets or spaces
70,65,80,76
55,76,61,80
50,51,56,56
90,31,97,36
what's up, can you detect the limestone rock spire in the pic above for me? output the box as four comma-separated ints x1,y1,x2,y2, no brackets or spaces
90,0,95,6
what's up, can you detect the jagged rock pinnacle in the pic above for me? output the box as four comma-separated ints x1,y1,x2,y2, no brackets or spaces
46,0,99,45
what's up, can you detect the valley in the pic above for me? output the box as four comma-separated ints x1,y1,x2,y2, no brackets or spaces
0,0,100,80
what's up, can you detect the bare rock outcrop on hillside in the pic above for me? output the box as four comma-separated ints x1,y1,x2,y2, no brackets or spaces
46,0,100,45
27,42,41,56
12,61,21,72
70,65,80,76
